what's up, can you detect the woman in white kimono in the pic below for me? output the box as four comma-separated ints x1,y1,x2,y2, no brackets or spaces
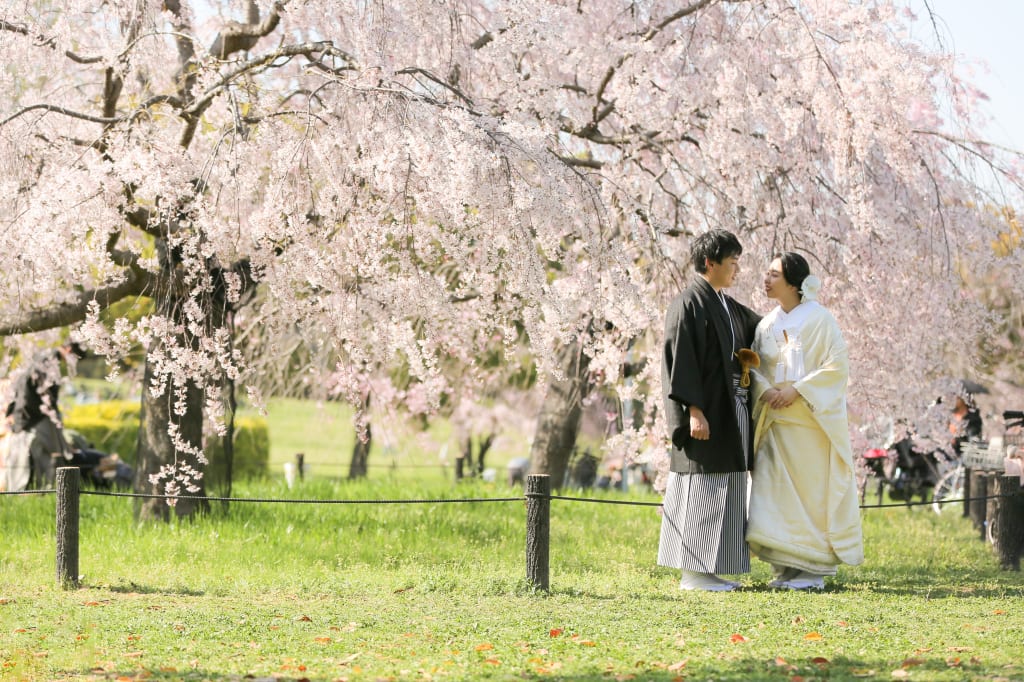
746,253,864,590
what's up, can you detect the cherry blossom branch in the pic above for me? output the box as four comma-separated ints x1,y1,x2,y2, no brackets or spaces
0,96,184,128
0,18,103,64
396,67,474,106
181,42,354,123
642,0,716,41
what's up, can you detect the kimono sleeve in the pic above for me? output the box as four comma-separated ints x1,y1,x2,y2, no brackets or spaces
792,312,849,414
664,298,705,411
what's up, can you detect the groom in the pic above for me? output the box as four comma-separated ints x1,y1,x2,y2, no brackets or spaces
657,230,760,591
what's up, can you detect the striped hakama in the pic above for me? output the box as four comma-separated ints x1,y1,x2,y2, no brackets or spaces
657,376,750,575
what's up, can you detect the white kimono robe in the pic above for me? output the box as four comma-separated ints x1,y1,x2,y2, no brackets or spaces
746,301,864,573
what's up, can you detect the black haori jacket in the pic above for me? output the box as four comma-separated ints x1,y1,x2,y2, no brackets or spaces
662,277,761,474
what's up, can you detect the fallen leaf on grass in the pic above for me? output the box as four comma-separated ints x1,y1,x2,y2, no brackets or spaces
901,658,925,668
578,640,596,647
314,637,332,644
946,657,962,667
338,653,360,666
667,659,688,671
474,643,493,652
811,657,829,665
0,599,13,605
836,621,849,627
294,615,312,622
549,628,563,638
947,646,971,653
774,657,788,666
792,616,805,625
913,647,933,654
482,658,500,665
992,609,1006,615
891,670,909,679
803,632,823,641
729,634,748,644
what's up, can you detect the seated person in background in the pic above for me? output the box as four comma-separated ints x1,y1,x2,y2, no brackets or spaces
950,394,983,456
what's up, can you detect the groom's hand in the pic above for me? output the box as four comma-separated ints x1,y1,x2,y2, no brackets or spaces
689,407,710,440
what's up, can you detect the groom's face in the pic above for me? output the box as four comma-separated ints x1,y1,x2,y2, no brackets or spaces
706,255,740,290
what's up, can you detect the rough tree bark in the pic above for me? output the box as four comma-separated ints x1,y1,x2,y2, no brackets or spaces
348,395,372,479
528,341,592,488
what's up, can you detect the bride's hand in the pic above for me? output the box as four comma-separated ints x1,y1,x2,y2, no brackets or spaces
769,385,800,409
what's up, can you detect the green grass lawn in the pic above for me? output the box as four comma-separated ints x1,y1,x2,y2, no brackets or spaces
2,476,1023,682
260,397,530,483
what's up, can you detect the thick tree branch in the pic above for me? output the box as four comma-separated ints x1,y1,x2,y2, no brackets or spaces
0,269,149,336
209,0,285,59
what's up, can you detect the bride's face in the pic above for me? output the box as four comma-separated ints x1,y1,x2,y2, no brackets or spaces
763,258,793,301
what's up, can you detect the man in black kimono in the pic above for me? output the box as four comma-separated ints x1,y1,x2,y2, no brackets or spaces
657,230,761,591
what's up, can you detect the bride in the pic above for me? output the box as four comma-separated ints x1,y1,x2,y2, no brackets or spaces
746,252,864,590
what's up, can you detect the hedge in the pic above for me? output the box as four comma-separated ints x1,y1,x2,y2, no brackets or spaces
64,401,269,483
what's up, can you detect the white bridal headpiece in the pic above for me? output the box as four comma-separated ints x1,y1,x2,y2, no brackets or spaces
800,274,821,302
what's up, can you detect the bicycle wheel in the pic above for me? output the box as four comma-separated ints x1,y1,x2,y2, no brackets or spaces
932,464,965,514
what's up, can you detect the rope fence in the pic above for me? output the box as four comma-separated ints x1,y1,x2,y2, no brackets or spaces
6,468,1023,590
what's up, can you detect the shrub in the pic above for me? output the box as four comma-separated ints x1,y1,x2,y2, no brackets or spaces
64,402,269,481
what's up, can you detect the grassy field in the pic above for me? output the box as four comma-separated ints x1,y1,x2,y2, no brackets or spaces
2,474,1023,682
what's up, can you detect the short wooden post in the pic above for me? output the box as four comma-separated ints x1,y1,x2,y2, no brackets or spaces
454,456,465,481
55,467,81,589
969,470,989,540
296,453,305,481
986,475,1024,570
525,474,550,591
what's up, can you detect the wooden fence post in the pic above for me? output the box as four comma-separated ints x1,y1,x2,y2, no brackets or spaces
986,475,1024,570
525,474,550,591
56,467,80,589
969,471,988,540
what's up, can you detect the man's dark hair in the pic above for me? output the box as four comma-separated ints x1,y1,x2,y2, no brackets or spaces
690,230,743,273
777,252,811,290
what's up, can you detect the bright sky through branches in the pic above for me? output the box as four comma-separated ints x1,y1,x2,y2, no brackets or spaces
912,0,1024,151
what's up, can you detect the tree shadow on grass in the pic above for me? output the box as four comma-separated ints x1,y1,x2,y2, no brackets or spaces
102,581,206,596
63,655,1020,682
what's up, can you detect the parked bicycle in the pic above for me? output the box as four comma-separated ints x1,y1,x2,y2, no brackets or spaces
860,433,954,506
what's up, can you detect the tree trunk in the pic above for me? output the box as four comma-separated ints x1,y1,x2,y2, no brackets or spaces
133,345,208,521
349,396,372,479
529,342,591,489
348,423,371,479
